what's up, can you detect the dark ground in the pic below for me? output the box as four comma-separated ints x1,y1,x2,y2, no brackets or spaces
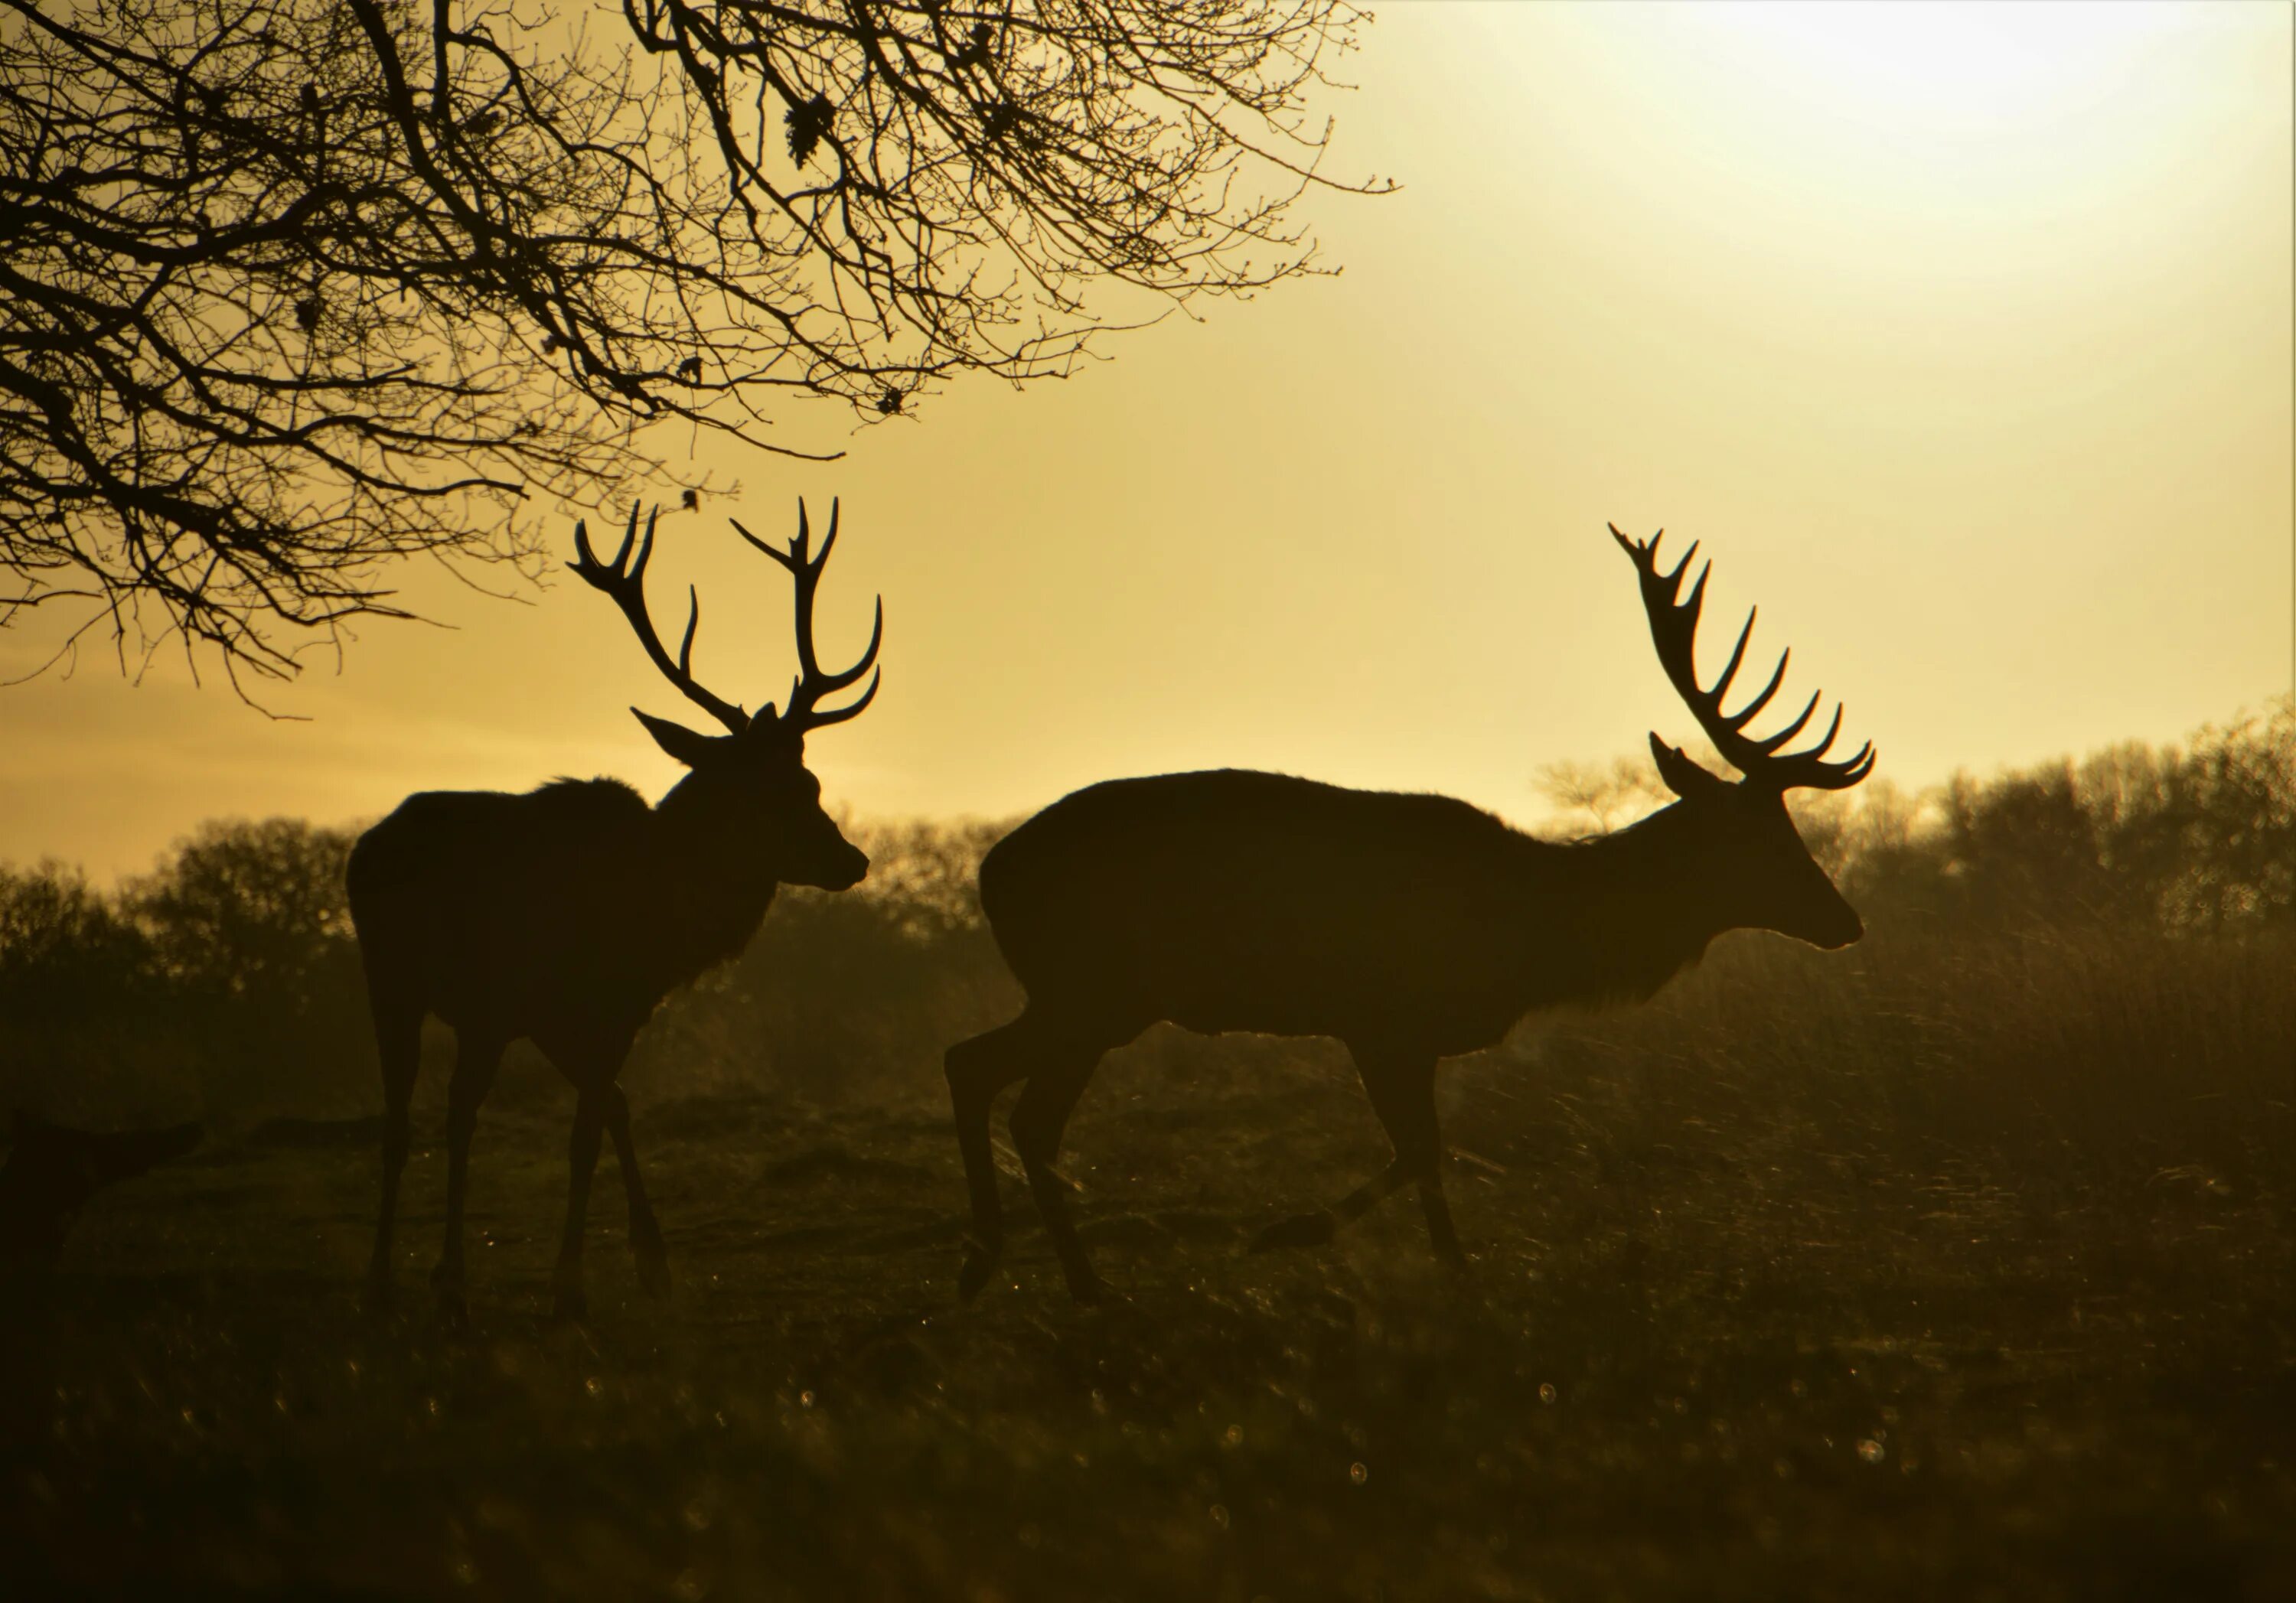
5,967,2291,1603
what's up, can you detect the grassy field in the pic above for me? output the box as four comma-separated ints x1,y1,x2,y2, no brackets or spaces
5,931,2292,1601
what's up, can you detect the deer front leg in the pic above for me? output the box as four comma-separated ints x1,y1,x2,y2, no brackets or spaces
1417,1165,1466,1267
601,1084,668,1298
1250,1161,1416,1251
551,1090,608,1324
364,997,422,1318
432,1031,505,1332
1252,1046,1459,1263
1365,1050,1466,1266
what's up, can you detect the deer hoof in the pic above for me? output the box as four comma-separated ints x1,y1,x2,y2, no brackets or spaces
549,1285,588,1325
361,1273,396,1322
1064,1266,1107,1306
1250,1210,1338,1253
957,1240,1002,1305
634,1244,671,1299
435,1289,470,1335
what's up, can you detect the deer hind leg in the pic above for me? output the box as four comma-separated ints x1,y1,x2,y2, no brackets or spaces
600,1085,668,1298
946,1015,1039,1303
1251,1047,1459,1262
1009,1055,1108,1305
947,1005,1124,1304
1362,1052,1466,1266
430,1030,506,1332
538,1031,636,1324
550,1090,608,1324
364,992,422,1317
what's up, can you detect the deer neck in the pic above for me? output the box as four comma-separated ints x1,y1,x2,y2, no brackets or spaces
643,772,784,979
1513,804,1735,1006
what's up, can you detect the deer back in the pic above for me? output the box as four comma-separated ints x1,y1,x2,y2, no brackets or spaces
982,770,1548,1051
347,780,693,1035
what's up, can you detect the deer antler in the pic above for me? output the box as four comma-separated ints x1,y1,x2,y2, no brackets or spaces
1609,523,1874,792
569,506,750,735
728,498,883,733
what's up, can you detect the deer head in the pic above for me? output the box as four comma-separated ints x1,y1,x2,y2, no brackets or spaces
2,1110,204,1264
570,501,882,891
1610,523,1875,950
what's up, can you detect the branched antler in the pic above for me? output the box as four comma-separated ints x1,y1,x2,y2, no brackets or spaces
730,499,882,733
1610,524,1875,792
569,506,750,734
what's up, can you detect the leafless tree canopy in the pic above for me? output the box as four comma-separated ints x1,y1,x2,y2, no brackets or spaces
0,0,1375,687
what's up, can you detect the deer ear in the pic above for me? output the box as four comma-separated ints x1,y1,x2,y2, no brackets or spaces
1649,732,1731,800
742,706,804,751
632,709,726,767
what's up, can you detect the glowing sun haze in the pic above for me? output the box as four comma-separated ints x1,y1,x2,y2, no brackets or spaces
1,1,2288,880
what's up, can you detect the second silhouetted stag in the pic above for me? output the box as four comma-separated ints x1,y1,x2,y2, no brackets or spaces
947,524,1876,1302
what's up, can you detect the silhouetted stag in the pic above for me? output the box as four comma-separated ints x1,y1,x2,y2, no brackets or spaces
350,502,882,1326
947,524,1876,1302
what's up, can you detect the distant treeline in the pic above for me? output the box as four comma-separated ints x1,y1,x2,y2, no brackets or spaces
1545,700,2296,936
2,703,2290,1129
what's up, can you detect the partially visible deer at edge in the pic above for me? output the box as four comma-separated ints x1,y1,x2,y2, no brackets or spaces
2,1113,203,1452
350,501,882,1327
947,524,1876,1303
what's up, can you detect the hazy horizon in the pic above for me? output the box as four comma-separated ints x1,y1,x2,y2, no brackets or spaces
3,2,2288,882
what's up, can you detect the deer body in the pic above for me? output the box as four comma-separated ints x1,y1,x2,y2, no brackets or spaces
948,526,1873,1303
351,778,797,1047
354,503,880,1327
985,770,1739,1052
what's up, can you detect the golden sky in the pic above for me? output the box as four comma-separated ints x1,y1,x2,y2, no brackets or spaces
2,1,2288,880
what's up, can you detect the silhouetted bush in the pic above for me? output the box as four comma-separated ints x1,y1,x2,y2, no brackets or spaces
0,861,177,1121
0,821,370,1120
632,818,1019,1104
125,818,369,1114
1830,701,2295,935
0,861,155,1018
1533,700,2294,947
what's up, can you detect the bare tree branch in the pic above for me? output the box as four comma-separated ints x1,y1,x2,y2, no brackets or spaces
0,0,1382,683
